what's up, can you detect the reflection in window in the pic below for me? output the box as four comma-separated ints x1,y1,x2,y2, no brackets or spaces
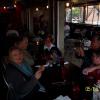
65,7,83,23
85,5,100,25
65,8,71,22
65,4,100,25
72,7,83,23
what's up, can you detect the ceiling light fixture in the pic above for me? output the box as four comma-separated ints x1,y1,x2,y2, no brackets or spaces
36,8,39,11
14,4,16,8
66,3,70,7
3,6,6,9
15,1,17,4
46,5,49,9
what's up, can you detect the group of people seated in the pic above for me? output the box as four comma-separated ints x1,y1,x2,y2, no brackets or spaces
2,25,100,100
75,34,100,100
1,33,63,100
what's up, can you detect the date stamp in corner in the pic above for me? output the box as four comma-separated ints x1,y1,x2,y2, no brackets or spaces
85,86,99,92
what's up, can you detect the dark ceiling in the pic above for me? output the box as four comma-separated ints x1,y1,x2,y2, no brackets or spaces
0,0,13,6
0,0,99,7
0,0,48,7
22,0,48,7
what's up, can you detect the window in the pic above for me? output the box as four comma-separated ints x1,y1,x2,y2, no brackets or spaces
65,7,83,23
65,4,100,25
85,5,100,25
65,8,71,22
72,7,83,23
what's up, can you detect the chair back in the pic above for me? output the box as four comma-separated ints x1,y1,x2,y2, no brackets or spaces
1,60,19,100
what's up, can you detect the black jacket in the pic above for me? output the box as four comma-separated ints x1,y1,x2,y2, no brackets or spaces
6,63,38,99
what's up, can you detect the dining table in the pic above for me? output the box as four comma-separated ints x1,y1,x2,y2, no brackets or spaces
33,60,81,99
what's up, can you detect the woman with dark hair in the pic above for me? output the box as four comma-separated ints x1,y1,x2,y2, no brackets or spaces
82,49,100,100
78,34,100,100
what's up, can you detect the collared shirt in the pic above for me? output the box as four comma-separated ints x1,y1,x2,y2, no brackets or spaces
44,44,55,51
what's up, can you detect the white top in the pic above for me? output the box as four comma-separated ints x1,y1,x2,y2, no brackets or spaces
44,44,55,51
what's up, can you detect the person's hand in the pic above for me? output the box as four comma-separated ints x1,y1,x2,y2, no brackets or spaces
35,65,45,80
82,67,96,75
97,80,100,84
82,68,89,75
38,65,45,72
74,47,85,57
35,70,42,80
79,47,85,57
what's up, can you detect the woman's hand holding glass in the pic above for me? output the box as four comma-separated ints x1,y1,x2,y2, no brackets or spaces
35,65,45,80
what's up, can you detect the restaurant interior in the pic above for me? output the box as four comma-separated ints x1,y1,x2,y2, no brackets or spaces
0,0,100,100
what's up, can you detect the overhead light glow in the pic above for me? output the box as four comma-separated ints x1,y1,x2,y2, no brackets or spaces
36,8,39,11
7,7,10,9
72,7,75,10
15,1,17,4
4,6,6,9
14,4,16,8
46,5,49,9
66,3,70,7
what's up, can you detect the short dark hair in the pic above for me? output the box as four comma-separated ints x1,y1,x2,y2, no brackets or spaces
15,35,28,45
92,34,100,41
92,49,100,57
44,34,53,43
8,47,21,55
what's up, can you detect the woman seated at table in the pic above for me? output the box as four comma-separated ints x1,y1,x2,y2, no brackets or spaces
43,34,62,64
82,49,100,100
14,35,34,66
83,49,100,75
6,47,48,100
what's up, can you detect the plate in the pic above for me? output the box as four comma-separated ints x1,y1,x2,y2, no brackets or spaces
64,61,69,65
34,63,49,68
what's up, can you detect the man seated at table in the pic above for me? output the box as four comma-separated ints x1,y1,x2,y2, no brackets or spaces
14,35,34,66
36,34,64,90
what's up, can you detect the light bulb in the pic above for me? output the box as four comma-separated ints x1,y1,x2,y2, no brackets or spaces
46,5,49,9
36,8,39,11
66,3,69,7
14,4,16,8
4,6,6,9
